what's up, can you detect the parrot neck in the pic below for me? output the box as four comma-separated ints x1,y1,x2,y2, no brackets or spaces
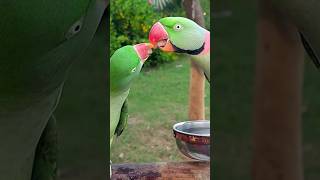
199,31,210,55
172,30,210,55
110,80,131,95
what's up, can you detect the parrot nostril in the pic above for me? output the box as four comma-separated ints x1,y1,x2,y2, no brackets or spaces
74,25,81,32
65,18,83,39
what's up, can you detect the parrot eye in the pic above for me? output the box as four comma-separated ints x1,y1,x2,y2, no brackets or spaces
174,24,183,31
131,67,137,73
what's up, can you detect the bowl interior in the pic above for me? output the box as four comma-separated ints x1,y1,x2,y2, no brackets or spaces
173,120,210,137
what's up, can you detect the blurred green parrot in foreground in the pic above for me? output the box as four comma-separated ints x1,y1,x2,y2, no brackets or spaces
149,17,210,82
110,43,152,176
0,1,106,180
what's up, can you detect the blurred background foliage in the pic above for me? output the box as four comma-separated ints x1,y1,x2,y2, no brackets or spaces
110,0,210,68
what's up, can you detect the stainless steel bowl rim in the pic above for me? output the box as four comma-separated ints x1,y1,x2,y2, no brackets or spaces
173,120,210,137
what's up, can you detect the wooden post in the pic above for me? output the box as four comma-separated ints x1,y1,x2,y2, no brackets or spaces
252,1,304,180
111,161,210,180
183,0,206,120
188,62,206,120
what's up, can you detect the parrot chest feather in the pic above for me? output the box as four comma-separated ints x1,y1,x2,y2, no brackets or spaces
190,30,210,82
192,53,210,82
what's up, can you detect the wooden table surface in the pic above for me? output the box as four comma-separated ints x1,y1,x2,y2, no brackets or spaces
111,161,210,180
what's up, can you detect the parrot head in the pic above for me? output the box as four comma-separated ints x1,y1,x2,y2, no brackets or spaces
149,17,208,55
110,43,152,93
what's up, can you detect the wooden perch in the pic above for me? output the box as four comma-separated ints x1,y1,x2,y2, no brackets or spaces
111,161,210,180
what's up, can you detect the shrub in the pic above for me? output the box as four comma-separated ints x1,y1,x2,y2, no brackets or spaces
110,0,185,68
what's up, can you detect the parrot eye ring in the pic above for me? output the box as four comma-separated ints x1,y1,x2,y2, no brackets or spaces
131,67,137,73
174,24,183,31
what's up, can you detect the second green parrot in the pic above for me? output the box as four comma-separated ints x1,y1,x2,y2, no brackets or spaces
149,17,210,82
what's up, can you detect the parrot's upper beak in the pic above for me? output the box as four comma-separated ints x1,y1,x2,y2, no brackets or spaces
148,22,174,52
133,43,153,62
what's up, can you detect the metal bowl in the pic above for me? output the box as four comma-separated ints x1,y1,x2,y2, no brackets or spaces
173,120,210,161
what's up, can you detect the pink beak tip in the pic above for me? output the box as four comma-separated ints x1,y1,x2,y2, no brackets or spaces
134,43,153,62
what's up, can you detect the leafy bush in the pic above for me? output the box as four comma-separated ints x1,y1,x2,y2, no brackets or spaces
110,0,184,68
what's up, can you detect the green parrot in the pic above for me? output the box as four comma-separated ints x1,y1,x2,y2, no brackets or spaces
0,1,106,180
109,43,152,176
149,17,210,82
110,43,152,145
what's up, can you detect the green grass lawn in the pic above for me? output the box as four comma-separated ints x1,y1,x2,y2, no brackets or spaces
213,0,320,179
111,55,210,163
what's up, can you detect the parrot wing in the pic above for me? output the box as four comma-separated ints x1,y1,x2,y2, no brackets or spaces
115,99,129,137
299,32,320,69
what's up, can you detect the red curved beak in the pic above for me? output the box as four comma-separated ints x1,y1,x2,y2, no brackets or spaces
133,43,153,62
148,22,174,52
149,22,168,46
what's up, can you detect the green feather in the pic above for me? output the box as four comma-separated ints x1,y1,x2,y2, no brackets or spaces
115,99,129,137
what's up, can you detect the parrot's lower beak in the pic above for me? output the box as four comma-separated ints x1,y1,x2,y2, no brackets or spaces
149,22,174,52
134,43,153,62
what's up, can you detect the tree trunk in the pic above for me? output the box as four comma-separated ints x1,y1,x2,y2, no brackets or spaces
182,0,206,120
252,1,304,180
